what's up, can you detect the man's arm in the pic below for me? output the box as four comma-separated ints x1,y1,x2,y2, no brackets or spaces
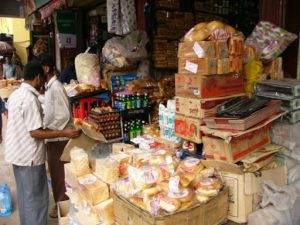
30,127,81,139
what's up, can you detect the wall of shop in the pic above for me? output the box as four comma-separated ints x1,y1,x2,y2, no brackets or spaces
0,17,30,65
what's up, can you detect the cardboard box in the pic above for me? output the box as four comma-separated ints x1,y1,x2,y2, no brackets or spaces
217,58,230,74
215,40,229,58
202,160,287,223
174,114,203,143
203,126,271,163
229,56,243,73
178,41,216,58
113,188,228,225
178,58,217,75
175,73,245,99
57,200,69,225
175,95,242,119
229,36,244,56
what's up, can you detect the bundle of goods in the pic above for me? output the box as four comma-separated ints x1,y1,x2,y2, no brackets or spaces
114,90,150,110
175,20,245,144
159,100,181,144
244,21,297,64
255,79,300,123
64,148,114,225
75,51,101,88
243,21,297,92
102,31,148,71
158,75,175,101
153,39,178,68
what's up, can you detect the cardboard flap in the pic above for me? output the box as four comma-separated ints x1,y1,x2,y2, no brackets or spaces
81,126,107,141
200,112,286,142
202,160,244,175
244,165,287,195
61,132,97,162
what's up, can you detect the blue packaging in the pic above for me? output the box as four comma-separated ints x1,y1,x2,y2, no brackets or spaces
0,184,12,216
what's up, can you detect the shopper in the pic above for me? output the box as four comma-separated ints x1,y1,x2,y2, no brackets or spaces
4,61,81,225
3,56,17,79
59,57,77,84
40,54,74,218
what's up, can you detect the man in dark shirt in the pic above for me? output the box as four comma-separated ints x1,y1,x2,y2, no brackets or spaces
59,58,77,84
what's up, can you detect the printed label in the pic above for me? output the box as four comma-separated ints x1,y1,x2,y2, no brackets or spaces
168,188,189,199
169,176,180,193
185,61,198,74
184,158,200,167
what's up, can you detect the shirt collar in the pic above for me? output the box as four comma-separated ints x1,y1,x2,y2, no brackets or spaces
46,76,57,89
21,82,40,97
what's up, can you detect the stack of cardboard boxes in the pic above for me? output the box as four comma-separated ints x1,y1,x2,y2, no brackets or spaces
174,37,245,143
174,34,288,224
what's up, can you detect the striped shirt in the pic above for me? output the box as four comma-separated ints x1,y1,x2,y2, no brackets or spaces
5,82,45,166
44,76,73,142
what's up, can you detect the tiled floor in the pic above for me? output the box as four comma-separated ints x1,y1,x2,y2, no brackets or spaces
0,117,58,225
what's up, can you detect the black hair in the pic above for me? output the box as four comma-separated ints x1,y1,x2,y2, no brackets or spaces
39,53,54,73
23,61,44,81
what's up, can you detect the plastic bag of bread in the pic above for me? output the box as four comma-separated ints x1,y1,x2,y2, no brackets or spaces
143,195,162,216
195,177,222,197
168,188,194,204
70,147,90,177
75,51,101,87
94,198,115,225
176,157,204,174
112,177,140,198
184,21,236,42
157,193,181,213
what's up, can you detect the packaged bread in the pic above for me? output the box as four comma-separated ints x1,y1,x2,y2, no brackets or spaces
128,166,159,190
168,176,184,194
143,195,161,216
110,153,131,177
191,168,216,188
158,194,181,213
176,157,204,174
149,149,172,166
178,172,196,188
143,186,162,196
196,177,222,197
94,198,115,225
179,199,196,211
70,148,90,177
168,188,194,203
90,158,119,185
112,143,135,154
196,194,210,203
112,177,141,198
78,174,109,205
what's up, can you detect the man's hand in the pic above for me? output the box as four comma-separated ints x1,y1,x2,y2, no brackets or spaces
63,127,82,138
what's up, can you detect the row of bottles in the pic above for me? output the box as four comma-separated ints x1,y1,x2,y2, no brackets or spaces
114,92,149,110
123,119,148,143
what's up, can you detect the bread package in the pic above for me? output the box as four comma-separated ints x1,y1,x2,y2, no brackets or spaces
176,157,204,174
168,188,194,203
158,194,181,213
110,153,131,177
70,148,90,177
94,198,115,225
90,158,119,185
78,174,109,205
196,177,222,197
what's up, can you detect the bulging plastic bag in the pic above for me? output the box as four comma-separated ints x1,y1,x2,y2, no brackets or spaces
75,51,101,87
245,21,297,63
102,31,148,70
0,184,12,216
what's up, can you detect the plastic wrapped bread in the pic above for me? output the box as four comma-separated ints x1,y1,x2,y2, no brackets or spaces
91,158,119,185
94,198,115,225
70,148,90,177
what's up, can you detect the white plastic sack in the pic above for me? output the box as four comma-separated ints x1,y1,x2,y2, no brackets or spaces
102,31,148,70
75,52,100,87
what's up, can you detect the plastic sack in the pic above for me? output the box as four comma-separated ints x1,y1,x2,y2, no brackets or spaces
245,21,297,63
0,184,12,216
244,59,263,93
75,51,101,87
102,31,148,70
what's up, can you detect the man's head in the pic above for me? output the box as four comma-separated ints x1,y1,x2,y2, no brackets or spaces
23,61,45,90
39,54,54,78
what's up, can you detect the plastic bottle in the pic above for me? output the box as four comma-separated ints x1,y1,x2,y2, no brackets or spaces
129,122,136,140
123,123,130,143
143,93,149,108
125,94,130,110
135,120,142,137
115,93,120,109
136,93,141,109
130,94,136,109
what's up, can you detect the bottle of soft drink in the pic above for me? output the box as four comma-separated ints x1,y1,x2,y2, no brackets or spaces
130,94,136,109
125,94,130,110
115,93,120,109
135,120,142,137
136,93,141,109
123,123,130,143
129,122,136,140
143,93,149,108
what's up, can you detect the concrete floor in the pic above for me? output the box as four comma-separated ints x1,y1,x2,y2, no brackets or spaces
0,117,58,225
